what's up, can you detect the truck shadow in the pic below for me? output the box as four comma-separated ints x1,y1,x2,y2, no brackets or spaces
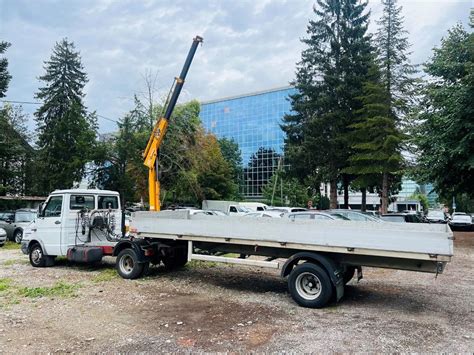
148,264,289,295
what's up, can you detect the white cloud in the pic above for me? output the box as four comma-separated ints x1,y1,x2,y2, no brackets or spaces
0,0,471,133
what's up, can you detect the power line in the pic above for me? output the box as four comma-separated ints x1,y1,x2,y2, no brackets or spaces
0,99,119,123
0,99,41,105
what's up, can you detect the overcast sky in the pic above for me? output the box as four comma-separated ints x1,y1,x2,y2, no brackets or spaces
0,0,471,133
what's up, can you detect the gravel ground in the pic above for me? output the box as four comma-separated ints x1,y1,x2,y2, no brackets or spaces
0,232,472,352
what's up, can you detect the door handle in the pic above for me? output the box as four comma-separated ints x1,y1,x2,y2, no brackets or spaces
55,221,61,225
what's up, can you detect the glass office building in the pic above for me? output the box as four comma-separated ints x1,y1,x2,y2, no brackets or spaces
200,86,296,198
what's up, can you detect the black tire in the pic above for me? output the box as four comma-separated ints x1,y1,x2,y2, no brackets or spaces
29,243,47,267
343,266,356,285
288,262,333,308
14,229,23,244
162,247,188,270
116,248,145,279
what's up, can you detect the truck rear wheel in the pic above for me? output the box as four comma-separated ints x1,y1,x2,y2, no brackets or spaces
288,262,333,308
116,248,146,279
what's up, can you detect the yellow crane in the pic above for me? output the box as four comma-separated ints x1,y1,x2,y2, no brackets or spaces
143,36,203,211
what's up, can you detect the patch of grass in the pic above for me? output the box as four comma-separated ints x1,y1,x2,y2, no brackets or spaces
186,260,218,269
2,241,20,250
0,278,13,292
92,268,118,282
3,258,29,266
18,281,78,298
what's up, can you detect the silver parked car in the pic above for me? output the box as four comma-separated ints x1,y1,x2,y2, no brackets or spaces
287,211,350,221
0,227,7,247
0,209,37,243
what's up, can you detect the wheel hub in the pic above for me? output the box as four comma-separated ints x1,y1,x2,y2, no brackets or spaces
295,272,322,300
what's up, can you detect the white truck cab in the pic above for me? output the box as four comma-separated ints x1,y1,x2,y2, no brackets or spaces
22,189,122,266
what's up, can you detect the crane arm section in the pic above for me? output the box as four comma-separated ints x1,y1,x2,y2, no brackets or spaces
144,36,203,211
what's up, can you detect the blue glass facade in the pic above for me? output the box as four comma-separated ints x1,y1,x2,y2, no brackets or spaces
200,87,295,198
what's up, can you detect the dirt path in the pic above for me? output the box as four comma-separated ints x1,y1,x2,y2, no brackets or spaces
0,232,472,352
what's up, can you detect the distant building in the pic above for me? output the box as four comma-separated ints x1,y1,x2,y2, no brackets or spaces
200,86,295,199
200,86,437,207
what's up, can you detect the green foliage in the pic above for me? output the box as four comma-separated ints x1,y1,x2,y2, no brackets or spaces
414,24,473,201
375,0,417,116
0,277,12,292
282,0,372,208
345,60,404,212
33,38,98,195
317,195,330,210
2,241,20,250
164,129,237,205
218,137,243,199
92,268,118,282
262,173,309,207
94,99,236,206
18,281,78,298
445,193,474,214
409,193,429,212
0,41,11,98
0,104,35,195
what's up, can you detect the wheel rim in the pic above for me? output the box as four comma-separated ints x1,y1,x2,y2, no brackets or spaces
295,272,322,300
120,254,134,274
31,247,42,264
15,231,22,243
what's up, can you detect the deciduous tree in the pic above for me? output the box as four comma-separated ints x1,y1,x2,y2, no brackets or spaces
415,24,473,201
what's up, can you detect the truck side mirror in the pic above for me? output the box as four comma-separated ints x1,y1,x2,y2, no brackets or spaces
38,203,45,217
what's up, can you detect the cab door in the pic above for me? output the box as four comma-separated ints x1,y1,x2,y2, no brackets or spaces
35,195,64,256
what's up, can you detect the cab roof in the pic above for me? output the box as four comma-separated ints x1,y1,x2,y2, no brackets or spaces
50,189,119,195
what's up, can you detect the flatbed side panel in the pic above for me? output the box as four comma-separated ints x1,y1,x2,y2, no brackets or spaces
131,211,453,258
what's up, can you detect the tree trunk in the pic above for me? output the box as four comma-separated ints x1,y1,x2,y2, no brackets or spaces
361,187,367,211
343,175,349,209
381,172,388,214
329,179,337,209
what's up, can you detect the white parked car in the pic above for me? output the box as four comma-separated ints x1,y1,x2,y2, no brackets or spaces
244,211,285,218
449,212,472,231
267,207,307,213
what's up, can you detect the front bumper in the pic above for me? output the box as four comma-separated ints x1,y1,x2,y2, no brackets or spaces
21,242,28,254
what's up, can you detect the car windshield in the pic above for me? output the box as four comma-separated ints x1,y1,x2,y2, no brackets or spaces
428,211,444,218
381,215,405,223
0,212,14,221
330,213,350,220
15,211,36,223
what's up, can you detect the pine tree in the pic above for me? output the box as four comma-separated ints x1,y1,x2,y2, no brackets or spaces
0,41,11,98
282,0,372,208
375,0,416,116
345,61,404,213
34,38,98,194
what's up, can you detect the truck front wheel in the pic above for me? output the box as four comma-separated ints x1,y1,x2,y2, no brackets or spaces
288,262,333,308
116,248,147,279
29,244,53,267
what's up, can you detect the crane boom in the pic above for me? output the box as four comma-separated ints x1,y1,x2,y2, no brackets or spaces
144,36,203,211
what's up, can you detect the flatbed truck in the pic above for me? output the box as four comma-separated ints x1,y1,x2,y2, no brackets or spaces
22,189,453,308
